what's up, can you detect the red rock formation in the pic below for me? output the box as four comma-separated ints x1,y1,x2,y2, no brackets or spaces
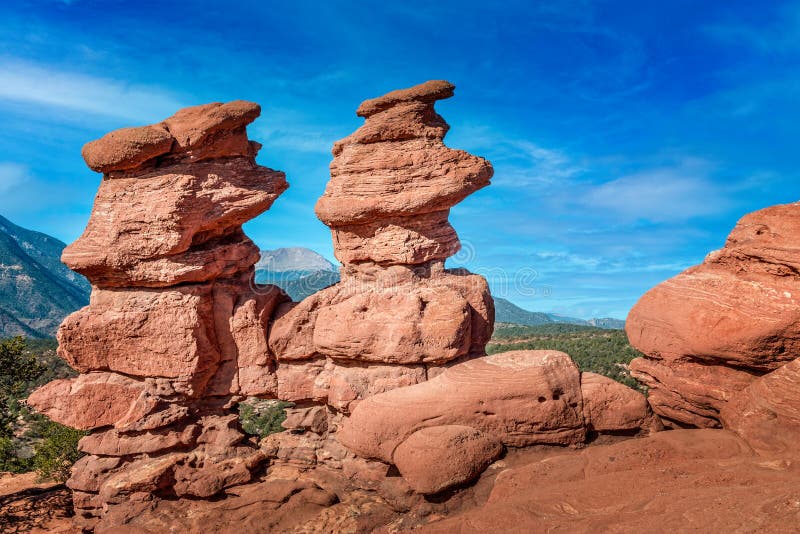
269,81,494,375
338,351,656,493
419,429,800,533
580,372,660,434
721,357,800,457
27,100,288,528
266,81,497,435
627,202,800,427
26,83,666,530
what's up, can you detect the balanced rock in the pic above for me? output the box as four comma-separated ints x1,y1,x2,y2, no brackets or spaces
317,80,492,266
28,100,288,528
627,202,800,427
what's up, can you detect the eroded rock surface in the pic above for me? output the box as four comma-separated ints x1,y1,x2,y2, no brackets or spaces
27,100,288,529
627,202,800,427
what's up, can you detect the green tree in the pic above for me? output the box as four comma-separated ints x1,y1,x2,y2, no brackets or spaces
0,337,46,472
0,337,46,434
31,419,85,482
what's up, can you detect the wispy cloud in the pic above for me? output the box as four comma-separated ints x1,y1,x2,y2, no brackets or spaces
0,58,183,122
581,158,727,222
455,126,583,188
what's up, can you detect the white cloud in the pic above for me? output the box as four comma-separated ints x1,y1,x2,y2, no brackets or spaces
582,159,726,222
0,58,183,122
454,126,583,188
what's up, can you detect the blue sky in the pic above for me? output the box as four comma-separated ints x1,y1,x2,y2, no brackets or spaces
1,0,799,319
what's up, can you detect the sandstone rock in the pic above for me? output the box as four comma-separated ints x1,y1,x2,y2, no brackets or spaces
78,424,199,456
275,359,333,402
420,430,794,534
356,80,455,118
98,454,185,502
313,285,471,364
207,282,287,397
57,285,219,392
339,350,585,463
317,80,491,269
269,271,493,365
261,432,323,467
116,403,190,433
721,358,800,457
67,456,122,493
392,425,503,494
580,372,658,433
162,101,260,160
627,265,800,371
282,406,328,434
27,372,152,430
173,447,264,498
62,159,287,287
327,362,427,413
196,414,245,448
81,124,173,174
82,101,262,175
626,203,800,427
630,357,756,428
331,210,459,266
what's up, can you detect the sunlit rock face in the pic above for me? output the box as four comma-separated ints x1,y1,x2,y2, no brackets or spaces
28,82,663,531
627,202,800,428
28,100,289,529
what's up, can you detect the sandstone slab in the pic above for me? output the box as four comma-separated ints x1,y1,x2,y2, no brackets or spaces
721,358,800,457
27,372,152,430
57,285,219,392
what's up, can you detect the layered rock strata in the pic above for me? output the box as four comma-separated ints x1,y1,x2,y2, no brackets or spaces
627,202,800,428
264,82,499,473
27,83,665,530
28,101,289,528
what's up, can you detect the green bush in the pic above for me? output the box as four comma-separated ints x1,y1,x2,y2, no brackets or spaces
31,420,86,482
239,399,295,438
488,325,644,390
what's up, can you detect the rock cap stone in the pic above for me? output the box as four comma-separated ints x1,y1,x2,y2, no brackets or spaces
356,80,454,117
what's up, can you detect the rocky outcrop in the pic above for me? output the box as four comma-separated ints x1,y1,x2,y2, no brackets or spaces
27,101,288,528
338,350,656,493
268,81,494,375
27,82,664,531
627,202,800,428
580,372,660,434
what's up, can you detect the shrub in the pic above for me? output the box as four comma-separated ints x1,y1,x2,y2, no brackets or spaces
31,420,86,482
239,399,295,438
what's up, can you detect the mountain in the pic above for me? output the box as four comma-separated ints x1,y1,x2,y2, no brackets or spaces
255,249,625,329
256,247,336,274
0,215,90,338
493,297,554,326
587,317,626,329
255,247,339,301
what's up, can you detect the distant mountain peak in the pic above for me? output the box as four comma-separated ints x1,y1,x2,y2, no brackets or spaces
0,214,91,337
256,247,337,273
